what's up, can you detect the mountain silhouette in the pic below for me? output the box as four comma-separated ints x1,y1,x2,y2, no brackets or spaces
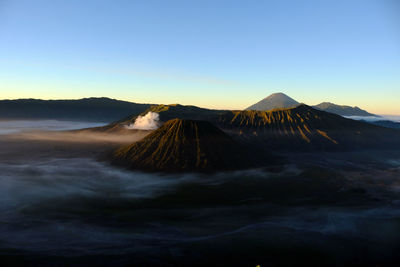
111,119,261,172
246,92,300,111
313,102,375,117
0,97,151,122
245,93,376,117
1,96,377,122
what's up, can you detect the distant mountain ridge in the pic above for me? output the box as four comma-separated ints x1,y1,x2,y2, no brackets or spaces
313,102,375,117
0,94,377,121
246,93,376,117
0,97,151,122
246,93,299,111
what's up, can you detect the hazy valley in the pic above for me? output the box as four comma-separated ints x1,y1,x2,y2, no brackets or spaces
1,95,400,266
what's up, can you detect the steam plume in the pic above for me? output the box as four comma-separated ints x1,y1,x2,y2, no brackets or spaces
125,112,160,130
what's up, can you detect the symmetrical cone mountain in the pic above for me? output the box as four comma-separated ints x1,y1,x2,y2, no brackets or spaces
111,119,260,172
246,92,299,111
245,92,376,116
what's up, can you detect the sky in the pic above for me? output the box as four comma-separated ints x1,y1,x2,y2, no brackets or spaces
0,0,399,114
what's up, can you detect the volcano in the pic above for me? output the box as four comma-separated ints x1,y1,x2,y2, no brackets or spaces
217,104,400,150
246,92,300,111
111,119,261,172
98,102,400,152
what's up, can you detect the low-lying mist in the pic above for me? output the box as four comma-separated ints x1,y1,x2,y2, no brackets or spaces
6,130,150,144
1,155,399,261
0,156,199,255
0,119,107,135
0,119,150,144
0,158,194,212
1,120,400,265
345,115,400,122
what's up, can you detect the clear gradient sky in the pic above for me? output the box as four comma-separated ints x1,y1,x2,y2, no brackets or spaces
0,0,399,114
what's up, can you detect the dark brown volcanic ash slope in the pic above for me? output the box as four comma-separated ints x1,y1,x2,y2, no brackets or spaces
89,104,226,133
97,103,400,151
216,104,400,151
111,119,263,172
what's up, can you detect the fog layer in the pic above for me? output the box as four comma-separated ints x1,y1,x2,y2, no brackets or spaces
0,120,107,135
1,120,400,266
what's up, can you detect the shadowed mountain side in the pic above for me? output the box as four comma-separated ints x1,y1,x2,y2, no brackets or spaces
138,104,227,121
216,105,400,151
90,104,227,132
246,92,299,111
313,102,376,117
110,119,265,172
0,97,151,122
95,103,400,151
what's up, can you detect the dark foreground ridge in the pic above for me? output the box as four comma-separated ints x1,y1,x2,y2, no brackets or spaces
216,104,400,150
111,119,263,172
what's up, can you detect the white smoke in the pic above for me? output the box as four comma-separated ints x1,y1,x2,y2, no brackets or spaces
125,112,160,130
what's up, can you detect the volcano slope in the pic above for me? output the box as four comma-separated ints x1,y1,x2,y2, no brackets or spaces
91,104,226,133
246,92,299,111
111,119,263,172
215,104,400,151
105,104,400,152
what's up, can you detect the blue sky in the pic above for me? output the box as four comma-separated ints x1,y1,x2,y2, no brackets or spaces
0,0,399,114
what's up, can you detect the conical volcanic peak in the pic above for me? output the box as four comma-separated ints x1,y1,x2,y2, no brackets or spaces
246,92,299,111
111,119,260,172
